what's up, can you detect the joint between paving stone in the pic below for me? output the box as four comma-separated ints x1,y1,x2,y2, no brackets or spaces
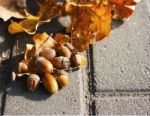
1,37,15,115
86,45,97,115
88,45,97,95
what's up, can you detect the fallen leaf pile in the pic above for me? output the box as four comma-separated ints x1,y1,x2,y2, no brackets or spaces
12,33,86,93
0,0,141,94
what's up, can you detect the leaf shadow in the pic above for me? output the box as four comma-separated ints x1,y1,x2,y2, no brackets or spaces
0,16,67,101
111,19,124,30
0,0,124,101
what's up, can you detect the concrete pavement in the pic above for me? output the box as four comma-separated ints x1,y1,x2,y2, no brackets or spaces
0,0,150,115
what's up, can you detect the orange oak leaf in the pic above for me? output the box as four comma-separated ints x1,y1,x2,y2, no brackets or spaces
110,0,142,19
66,2,111,51
8,0,62,34
54,33,70,45
0,0,26,21
90,3,111,41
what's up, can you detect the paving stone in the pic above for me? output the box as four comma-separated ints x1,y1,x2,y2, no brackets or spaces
93,1,150,91
4,70,84,115
95,97,150,115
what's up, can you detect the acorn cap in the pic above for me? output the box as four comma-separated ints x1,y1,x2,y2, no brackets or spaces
52,56,70,69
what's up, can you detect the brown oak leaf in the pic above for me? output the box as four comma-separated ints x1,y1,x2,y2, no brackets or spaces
8,0,62,34
0,0,26,21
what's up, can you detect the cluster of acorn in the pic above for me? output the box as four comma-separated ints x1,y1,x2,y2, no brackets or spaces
14,42,86,94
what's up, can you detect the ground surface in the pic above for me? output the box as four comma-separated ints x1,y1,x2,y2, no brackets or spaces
0,0,150,115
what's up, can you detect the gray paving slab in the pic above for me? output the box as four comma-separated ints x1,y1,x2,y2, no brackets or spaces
93,1,150,91
4,70,84,115
95,97,150,115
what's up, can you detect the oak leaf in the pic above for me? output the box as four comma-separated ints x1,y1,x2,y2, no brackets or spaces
24,44,36,63
110,0,142,19
0,0,26,21
66,3,111,51
32,32,56,49
8,0,62,34
54,33,70,45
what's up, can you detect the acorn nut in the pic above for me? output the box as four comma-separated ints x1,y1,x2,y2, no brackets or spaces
72,54,83,66
35,57,53,73
56,70,69,87
57,45,71,59
52,56,70,69
65,42,75,51
43,73,58,94
27,74,40,91
18,61,28,73
39,48,56,61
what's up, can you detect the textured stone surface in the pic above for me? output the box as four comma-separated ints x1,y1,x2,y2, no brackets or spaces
4,70,84,115
95,97,150,115
93,1,150,91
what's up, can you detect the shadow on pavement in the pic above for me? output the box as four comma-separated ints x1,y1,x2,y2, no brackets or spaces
0,0,124,101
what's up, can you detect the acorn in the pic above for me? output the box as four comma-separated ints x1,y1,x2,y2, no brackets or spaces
39,48,56,61
43,73,58,94
57,45,71,59
65,42,75,51
72,54,86,67
35,57,53,73
52,56,70,69
27,74,40,91
18,61,28,73
56,70,69,87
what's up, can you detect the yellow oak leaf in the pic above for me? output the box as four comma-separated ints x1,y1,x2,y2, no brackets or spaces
24,44,36,63
90,3,111,41
32,33,56,49
8,0,62,34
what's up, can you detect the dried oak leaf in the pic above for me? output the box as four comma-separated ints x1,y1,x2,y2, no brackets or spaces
33,32,56,50
54,33,70,45
24,44,38,73
110,0,142,19
8,0,62,34
0,0,26,21
24,44,36,63
66,3,111,51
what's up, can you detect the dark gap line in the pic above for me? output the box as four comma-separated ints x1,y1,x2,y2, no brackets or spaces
1,91,6,115
95,89,150,93
87,45,97,115
89,100,96,116
88,45,96,95
1,37,15,115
